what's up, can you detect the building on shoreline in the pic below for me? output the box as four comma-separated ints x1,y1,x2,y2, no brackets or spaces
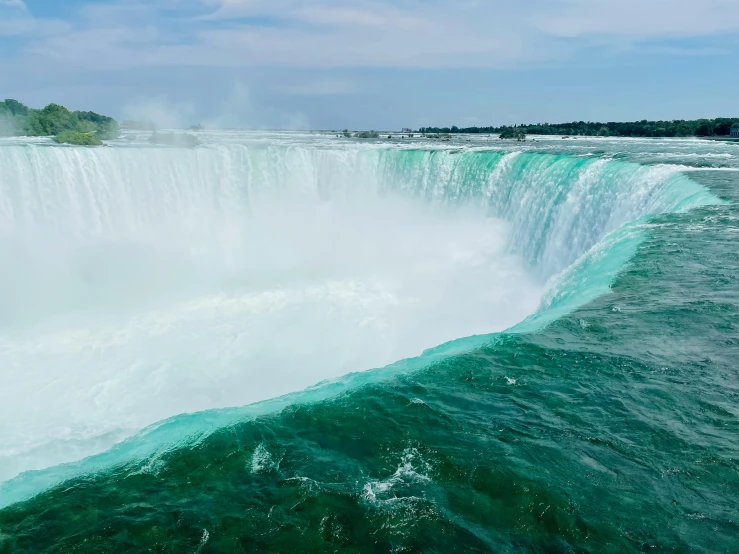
731,124,739,138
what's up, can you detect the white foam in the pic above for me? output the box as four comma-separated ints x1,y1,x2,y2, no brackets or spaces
0,139,716,490
0,146,541,483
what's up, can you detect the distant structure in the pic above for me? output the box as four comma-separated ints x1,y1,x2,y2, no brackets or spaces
401,128,413,133
731,123,739,138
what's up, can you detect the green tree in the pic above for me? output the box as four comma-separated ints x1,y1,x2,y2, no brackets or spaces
0,99,119,140
53,131,103,146
0,99,29,117
499,128,526,140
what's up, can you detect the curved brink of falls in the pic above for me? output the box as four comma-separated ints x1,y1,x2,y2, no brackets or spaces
0,144,721,508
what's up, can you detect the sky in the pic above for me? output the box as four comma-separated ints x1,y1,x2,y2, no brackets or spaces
1,0,739,130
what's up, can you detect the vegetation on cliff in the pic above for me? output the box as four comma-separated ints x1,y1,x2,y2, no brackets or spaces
0,99,119,141
52,131,103,146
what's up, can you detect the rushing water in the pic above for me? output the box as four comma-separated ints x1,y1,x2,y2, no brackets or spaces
0,133,737,552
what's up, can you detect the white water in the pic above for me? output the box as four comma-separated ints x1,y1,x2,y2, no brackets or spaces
0,138,717,490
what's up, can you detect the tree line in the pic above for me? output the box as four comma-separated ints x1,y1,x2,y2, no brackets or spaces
0,99,119,144
418,118,739,138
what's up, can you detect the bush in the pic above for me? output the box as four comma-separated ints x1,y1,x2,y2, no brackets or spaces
353,131,380,139
499,128,526,141
53,131,103,146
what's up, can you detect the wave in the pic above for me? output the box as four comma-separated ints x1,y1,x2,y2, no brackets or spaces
0,143,721,508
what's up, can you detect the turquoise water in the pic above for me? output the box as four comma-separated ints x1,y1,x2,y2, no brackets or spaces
0,134,737,552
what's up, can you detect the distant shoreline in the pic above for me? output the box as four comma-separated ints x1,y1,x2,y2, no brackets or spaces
418,118,739,139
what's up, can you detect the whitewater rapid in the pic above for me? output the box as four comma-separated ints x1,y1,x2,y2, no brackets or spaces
0,137,719,502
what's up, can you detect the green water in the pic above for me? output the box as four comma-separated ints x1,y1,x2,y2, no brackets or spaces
1,169,737,552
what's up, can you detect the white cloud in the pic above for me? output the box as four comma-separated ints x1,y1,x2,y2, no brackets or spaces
537,0,739,38
0,0,28,9
6,0,739,70
2,0,738,128
294,5,424,29
274,78,358,96
0,0,31,36
0,0,72,38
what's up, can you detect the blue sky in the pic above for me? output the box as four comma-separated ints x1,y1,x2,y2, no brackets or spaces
1,0,738,129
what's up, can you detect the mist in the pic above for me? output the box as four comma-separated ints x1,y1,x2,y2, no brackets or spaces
120,84,311,130
0,142,544,485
